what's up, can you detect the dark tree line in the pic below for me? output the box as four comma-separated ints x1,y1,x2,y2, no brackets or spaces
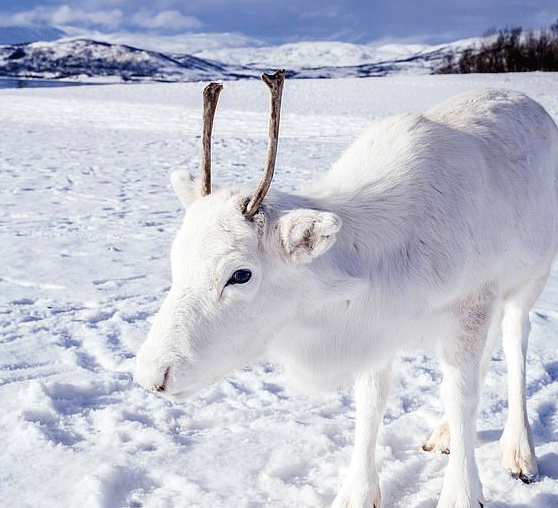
438,20,558,74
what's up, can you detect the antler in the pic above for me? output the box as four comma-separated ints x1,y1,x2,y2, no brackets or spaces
200,82,223,197
243,69,286,219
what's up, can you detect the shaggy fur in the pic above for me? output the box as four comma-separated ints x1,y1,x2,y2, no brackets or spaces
135,89,558,508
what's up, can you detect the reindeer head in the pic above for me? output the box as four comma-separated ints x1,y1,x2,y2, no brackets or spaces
134,71,342,400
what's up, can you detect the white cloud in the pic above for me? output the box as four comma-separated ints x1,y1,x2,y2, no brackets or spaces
0,6,46,27
0,5,123,30
300,6,343,20
131,9,203,31
51,5,123,30
0,4,201,33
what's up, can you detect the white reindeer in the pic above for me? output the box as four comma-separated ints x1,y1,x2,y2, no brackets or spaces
135,70,558,508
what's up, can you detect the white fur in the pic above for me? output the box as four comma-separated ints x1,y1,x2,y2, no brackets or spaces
135,89,558,508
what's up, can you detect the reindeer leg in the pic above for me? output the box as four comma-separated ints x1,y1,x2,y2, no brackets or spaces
436,289,495,508
499,276,546,483
423,304,503,456
332,361,392,508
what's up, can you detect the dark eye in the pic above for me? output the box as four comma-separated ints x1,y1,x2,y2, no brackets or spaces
226,269,252,286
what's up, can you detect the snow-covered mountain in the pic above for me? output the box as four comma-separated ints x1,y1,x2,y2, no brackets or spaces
0,33,475,83
0,38,253,82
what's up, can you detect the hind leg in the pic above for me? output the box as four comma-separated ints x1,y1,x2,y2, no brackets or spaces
436,286,496,508
499,277,547,482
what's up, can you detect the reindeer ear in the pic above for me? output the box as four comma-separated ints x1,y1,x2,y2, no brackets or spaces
170,170,199,208
278,209,341,264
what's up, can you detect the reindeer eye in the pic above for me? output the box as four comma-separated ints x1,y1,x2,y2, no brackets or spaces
226,269,252,286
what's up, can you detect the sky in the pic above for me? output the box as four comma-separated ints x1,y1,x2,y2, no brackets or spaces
0,0,558,46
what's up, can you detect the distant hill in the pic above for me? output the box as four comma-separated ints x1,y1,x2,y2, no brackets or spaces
0,38,254,82
0,33,475,83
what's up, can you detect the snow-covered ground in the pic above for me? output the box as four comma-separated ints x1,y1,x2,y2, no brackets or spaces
1,73,558,508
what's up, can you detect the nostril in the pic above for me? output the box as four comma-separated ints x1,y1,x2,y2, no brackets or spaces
154,367,170,393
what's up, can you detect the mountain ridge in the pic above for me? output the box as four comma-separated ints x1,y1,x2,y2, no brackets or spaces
0,33,473,83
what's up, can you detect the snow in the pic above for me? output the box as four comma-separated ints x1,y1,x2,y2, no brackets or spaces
67,32,476,69
191,39,477,69
0,34,485,83
195,41,398,68
1,72,558,508
83,31,267,56
0,38,232,83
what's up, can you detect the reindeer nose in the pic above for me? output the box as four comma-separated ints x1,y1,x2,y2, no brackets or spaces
154,367,170,393
134,352,172,394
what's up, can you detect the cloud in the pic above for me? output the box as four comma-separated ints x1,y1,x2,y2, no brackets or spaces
300,7,344,21
2,0,556,46
131,9,203,31
0,6,45,27
0,5,123,30
51,5,123,30
0,3,202,33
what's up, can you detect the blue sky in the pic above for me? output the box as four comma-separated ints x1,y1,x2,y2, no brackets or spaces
1,0,558,45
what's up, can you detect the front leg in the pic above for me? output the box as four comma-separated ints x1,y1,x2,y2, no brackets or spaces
332,362,392,508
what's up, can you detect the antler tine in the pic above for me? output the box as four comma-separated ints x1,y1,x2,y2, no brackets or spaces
200,82,224,197
244,69,286,219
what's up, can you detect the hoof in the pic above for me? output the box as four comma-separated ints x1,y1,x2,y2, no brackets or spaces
510,471,538,484
422,420,451,455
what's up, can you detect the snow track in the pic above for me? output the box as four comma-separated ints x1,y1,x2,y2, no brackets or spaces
1,74,558,507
